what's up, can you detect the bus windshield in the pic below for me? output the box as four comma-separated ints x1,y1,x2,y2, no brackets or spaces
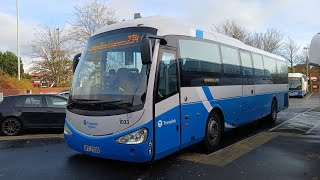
70,28,155,113
289,78,302,90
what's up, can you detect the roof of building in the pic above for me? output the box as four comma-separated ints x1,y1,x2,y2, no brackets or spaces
288,73,306,77
29,73,43,77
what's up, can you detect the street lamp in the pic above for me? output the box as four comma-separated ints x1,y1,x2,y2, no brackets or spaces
304,47,310,92
16,0,20,80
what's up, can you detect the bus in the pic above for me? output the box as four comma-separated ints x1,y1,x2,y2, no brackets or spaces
64,16,289,162
288,73,308,97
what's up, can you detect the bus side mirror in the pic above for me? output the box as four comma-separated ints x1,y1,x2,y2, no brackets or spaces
141,35,168,65
73,53,81,74
141,35,153,65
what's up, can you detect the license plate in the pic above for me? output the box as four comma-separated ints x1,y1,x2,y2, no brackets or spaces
83,145,100,154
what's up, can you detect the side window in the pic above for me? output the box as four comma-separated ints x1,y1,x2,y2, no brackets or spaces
14,97,23,107
277,60,288,84
252,53,264,84
220,45,241,85
263,56,277,84
179,39,222,87
240,51,254,85
45,96,67,108
23,96,43,108
156,50,178,102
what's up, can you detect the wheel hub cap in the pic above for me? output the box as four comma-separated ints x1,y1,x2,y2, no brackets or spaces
208,119,219,142
2,120,19,135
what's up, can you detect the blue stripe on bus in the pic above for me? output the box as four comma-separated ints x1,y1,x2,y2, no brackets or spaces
202,86,214,100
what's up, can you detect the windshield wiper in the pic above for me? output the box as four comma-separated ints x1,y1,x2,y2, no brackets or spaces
93,100,133,112
67,99,134,112
67,99,100,107
74,99,100,102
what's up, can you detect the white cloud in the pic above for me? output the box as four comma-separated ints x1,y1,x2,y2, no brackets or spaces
106,0,301,31
1,0,319,68
180,0,298,29
0,12,36,65
108,0,143,21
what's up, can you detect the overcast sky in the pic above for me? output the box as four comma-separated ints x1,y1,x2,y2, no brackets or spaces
0,0,319,68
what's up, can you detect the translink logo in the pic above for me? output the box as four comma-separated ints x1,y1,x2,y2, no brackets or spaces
157,119,176,128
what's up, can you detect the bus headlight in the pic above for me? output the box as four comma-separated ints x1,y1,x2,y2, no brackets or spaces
64,124,73,136
116,128,148,144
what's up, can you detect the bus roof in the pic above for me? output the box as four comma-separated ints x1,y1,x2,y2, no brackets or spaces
288,73,306,77
93,16,285,62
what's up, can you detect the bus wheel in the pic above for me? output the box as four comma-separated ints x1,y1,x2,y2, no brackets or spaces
269,100,277,123
204,112,222,153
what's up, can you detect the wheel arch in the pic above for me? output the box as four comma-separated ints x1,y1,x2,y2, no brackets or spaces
272,95,278,111
208,104,225,131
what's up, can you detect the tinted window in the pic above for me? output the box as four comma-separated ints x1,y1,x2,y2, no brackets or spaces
46,96,67,108
252,53,264,84
277,60,288,84
240,51,254,85
156,50,178,102
179,39,222,87
16,96,43,108
263,56,277,84
221,46,241,85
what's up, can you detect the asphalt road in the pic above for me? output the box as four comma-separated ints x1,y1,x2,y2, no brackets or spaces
0,93,320,179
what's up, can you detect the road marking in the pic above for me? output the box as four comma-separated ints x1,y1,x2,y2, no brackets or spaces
178,132,278,166
0,134,64,141
306,92,314,100
305,120,320,134
269,107,317,132
178,132,319,167
198,132,277,166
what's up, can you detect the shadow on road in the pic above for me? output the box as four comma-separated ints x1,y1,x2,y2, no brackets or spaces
185,117,276,154
66,153,188,179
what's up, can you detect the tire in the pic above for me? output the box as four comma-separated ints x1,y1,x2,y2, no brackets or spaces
269,99,277,123
203,111,223,153
0,118,22,136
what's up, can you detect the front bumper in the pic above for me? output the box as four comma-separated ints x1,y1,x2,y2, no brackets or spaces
64,120,153,162
289,90,303,97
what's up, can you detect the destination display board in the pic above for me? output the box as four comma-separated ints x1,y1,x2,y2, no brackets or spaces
88,34,140,52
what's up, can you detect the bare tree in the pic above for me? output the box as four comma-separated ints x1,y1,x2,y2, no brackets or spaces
214,20,284,54
30,26,73,86
279,37,300,72
213,20,251,44
68,0,117,48
295,53,306,65
261,28,284,54
246,32,263,49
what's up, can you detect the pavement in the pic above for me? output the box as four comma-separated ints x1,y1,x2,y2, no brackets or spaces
0,93,320,179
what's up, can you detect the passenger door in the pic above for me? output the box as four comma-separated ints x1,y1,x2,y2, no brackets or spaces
14,96,46,128
252,53,266,119
44,96,67,128
154,48,181,160
240,50,255,123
